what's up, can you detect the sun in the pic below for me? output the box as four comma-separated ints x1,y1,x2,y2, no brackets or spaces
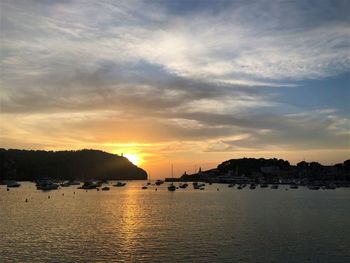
123,153,142,166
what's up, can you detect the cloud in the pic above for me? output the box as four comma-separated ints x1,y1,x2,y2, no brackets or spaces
1,0,349,166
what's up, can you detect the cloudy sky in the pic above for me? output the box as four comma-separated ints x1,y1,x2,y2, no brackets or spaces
1,0,349,177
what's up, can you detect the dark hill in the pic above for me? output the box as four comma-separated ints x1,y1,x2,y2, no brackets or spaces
0,148,147,181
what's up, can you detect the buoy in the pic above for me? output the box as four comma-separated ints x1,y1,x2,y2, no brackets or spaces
155,188,157,191
25,199,28,202
62,193,64,196
7,188,9,191
48,195,50,199
217,188,219,191
73,192,75,195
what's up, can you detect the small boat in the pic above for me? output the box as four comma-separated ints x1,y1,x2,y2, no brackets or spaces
290,184,298,189
179,183,188,189
325,184,336,190
168,184,176,191
6,180,21,188
155,180,164,185
271,184,279,189
249,184,256,189
79,181,98,189
260,183,268,188
237,185,243,190
68,180,81,185
308,185,320,190
168,164,176,191
113,182,126,187
61,181,71,187
228,184,234,188
193,182,205,189
37,181,59,190
142,186,148,189
101,186,110,191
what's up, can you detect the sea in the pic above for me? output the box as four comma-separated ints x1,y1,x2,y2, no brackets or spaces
1,181,349,263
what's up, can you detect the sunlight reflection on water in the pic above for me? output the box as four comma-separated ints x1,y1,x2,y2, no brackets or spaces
1,182,350,262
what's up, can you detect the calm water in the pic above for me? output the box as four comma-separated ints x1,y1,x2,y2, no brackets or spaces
1,182,349,263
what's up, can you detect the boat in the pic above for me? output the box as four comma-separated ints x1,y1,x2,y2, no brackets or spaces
168,164,176,191
36,180,59,190
249,184,256,189
6,180,21,188
60,181,71,187
237,185,243,190
271,184,279,189
155,180,164,185
101,186,110,191
228,184,234,188
113,182,126,187
179,183,188,189
290,184,298,189
168,184,176,191
142,186,148,189
69,180,81,185
260,183,268,188
193,182,205,189
308,185,320,190
325,183,336,190
79,181,98,189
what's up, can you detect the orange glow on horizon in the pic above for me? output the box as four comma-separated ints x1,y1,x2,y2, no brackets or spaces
123,153,143,166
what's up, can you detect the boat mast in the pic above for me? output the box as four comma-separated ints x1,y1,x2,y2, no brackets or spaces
171,164,174,185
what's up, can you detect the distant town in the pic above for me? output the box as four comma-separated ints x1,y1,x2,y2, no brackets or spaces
168,158,350,188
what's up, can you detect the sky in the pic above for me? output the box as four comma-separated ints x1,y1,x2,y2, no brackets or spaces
1,0,349,178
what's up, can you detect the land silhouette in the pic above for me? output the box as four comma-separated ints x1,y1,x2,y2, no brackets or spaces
0,149,147,181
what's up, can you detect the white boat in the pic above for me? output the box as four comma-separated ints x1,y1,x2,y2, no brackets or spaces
61,181,71,187
6,180,21,188
113,182,126,187
69,180,81,185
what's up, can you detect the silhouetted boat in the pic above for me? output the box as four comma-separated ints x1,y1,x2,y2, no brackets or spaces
271,184,279,189
249,184,256,189
260,183,268,188
290,184,298,189
6,180,21,188
113,182,126,187
101,186,110,191
142,186,148,189
69,180,81,185
179,183,188,189
228,184,234,188
193,182,205,189
168,164,176,191
155,180,164,185
168,184,176,191
237,185,243,190
308,185,320,190
325,184,336,190
36,180,59,190
79,181,98,189
61,181,71,187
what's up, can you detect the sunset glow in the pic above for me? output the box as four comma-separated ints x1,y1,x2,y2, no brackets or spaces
123,153,142,166
1,0,349,179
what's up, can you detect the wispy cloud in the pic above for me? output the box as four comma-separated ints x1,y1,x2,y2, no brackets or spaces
1,0,349,171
